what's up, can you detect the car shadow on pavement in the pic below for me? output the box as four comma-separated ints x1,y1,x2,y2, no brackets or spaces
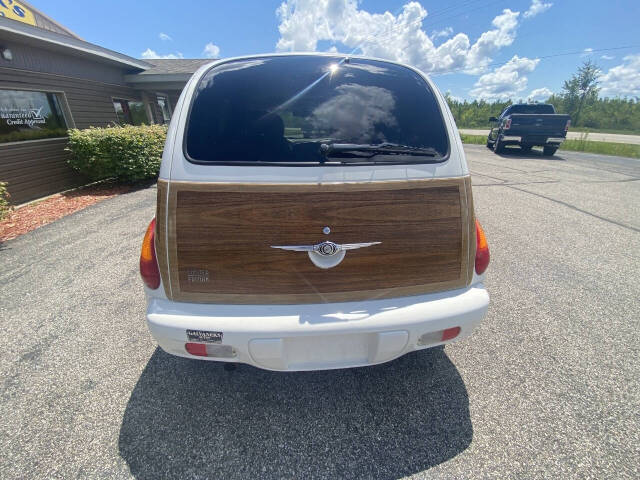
118,347,472,480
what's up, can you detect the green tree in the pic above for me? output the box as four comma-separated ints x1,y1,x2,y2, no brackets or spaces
561,60,600,126
446,95,640,133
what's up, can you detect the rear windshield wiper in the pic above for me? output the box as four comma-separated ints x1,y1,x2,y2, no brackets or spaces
320,142,441,160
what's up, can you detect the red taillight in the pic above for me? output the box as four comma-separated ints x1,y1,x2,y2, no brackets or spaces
565,119,571,132
442,327,461,341
504,118,512,130
140,217,161,289
475,219,490,275
185,343,208,356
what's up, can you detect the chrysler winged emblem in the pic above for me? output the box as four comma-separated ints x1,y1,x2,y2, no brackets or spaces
271,241,381,269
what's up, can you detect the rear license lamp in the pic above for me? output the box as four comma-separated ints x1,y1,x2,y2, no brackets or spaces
185,343,236,358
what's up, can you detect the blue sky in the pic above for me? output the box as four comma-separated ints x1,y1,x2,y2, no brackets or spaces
30,0,640,100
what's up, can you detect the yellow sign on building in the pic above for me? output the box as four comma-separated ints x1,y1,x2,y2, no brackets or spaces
0,0,36,26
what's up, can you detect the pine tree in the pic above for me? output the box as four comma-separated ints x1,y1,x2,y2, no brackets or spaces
561,60,600,126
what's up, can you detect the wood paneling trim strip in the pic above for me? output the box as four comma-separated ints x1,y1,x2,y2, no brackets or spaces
155,182,171,296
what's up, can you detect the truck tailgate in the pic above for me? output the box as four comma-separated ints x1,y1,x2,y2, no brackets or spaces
508,114,570,136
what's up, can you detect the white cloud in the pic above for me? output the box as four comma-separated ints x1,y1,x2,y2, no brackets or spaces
432,27,453,40
581,47,594,57
141,48,183,59
524,0,552,19
465,9,520,72
470,55,540,100
202,42,220,58
275,1,523,75
601,54,615,60
599,54,640,97
159,32,172,41
528,87,553,101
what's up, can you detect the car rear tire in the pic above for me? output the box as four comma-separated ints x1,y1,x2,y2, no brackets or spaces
493,138,505,154
486,136,494,149
543,146,558,156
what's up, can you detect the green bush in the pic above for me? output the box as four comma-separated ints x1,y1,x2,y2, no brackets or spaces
0,181,11,220
66,124,167,182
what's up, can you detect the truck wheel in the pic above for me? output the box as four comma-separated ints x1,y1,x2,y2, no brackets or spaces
521,145,532,153
543,146,558,156
493,138,505,154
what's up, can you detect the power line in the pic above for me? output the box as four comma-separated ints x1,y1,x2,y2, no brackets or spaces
429,45,640,76
332,4,639,81
420,0,506,28
420,0,496,23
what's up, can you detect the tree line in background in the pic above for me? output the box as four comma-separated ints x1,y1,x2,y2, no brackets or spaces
446,60,640,134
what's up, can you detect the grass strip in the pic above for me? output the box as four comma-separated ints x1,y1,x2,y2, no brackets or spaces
560,139,640,158
460,134,486,145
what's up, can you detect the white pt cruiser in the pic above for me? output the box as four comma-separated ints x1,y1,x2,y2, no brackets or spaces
140,53,490,371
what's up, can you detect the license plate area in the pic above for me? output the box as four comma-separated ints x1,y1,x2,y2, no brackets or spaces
284,333,370,369
248,330,409,370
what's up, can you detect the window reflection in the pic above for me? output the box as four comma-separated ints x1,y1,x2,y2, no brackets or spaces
113,99,149,126
0,89,68,143
309,84,397,143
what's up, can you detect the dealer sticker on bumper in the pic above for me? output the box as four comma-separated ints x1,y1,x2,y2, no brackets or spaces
186,329,223,344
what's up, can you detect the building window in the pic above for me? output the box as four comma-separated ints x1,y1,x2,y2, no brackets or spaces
113,99,149,125
156,95,171,124
0,89,68,143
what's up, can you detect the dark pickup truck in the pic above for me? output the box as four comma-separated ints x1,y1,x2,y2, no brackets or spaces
487,104,571,156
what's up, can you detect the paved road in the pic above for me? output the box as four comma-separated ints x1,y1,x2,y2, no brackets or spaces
1,145,639,479
460,128,640,145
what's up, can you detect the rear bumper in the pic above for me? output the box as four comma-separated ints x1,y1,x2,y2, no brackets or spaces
501,135,522,142
146,285,489,371
500,134,566,145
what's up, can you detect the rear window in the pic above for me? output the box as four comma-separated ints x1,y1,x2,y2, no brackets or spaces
185,56,449,164
505,104,555,115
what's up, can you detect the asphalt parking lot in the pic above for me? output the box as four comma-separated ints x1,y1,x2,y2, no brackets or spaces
1,144,638,479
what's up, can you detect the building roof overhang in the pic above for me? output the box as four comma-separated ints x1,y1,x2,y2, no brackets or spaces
123,73,193,84
0,16,150,70
123,59,214,89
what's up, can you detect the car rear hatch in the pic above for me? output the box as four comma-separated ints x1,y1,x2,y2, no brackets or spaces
155,55,475,304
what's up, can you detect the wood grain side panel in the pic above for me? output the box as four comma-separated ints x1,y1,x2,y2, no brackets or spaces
165,177,472,304
465,176,476,282
155,181,171,297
